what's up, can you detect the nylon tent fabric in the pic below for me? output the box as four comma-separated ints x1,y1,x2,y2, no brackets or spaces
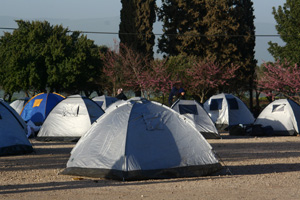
10,97,30,115
0,100,33,156
37,95,105,141
20,93,65,125
254,99,300,136
92,95,119,110
203,93,255,130
61,99,222,180
171,99,220,139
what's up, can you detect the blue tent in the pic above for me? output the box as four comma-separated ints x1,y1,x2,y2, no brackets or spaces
0,99,33,156
21,93,65,125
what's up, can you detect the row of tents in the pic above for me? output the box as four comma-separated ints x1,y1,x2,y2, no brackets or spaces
10,92,300,139
2,92,300,180
2,94,222,180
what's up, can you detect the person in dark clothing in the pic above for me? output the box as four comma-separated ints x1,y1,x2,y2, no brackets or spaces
116,88,127,100
168,83,185,106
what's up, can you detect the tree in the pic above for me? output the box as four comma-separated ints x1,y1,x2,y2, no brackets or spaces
58,35,103,96
142,58,176,102
268,0,300,64
231,0,257,110
257,60,300,104
157,0,206,56
185,58,240,103
102,42,123,96
119,0,156,58
0,20,103,97
0,20,54,96
119,43,149,97
102,43,149,97
202,0,240,66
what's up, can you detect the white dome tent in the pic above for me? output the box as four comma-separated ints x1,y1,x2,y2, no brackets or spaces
61,99,222,180
204,93,255,131
254,99,300,136
171,99,220,139
10,97,30,114
37,95,105,141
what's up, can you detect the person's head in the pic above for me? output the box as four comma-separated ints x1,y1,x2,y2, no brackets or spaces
117,88,123,95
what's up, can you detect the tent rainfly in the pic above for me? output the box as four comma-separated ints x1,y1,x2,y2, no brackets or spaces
171,99,220,139
0,100,33,156
21,93,65,125
37,95,105,141
203,93,255,130
254,99,300,136
61,99,222,180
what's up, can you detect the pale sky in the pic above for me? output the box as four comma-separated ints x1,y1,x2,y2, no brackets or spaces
0,0,286,63
1,0,284,23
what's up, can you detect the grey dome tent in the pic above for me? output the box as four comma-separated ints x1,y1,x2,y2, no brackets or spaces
254,99,300,136
10,97,30,114
37,95,105,141
171,99,220,139
0,100,33,156
92,95,119,110
61,99,222,180
203,93,255,130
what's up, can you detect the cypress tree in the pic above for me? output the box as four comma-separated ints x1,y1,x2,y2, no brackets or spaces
202,0,240,67
233,0,257,110
157,0,206,56
202,1,256,97
119,0,156,58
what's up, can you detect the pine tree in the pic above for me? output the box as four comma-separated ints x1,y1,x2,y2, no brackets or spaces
268,0,300,64
119,0,156,58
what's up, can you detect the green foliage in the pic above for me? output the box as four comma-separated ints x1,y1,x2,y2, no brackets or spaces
268,0,300,64
119,0,156,58
158,0,256,98
158,0,206,56
164,54,194,82
0,20,103,96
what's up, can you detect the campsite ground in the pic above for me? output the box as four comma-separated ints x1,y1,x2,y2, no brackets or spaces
1,133,300,200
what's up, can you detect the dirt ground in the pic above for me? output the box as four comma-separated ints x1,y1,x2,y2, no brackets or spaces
1,133,300,200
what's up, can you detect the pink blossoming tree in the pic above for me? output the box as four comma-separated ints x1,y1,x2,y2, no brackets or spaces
142,58,177,101
102,41,122,96
118,43,149,97
185,59,240,103
257,61,300,103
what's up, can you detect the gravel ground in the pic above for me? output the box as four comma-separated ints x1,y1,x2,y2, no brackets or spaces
1,133,300,200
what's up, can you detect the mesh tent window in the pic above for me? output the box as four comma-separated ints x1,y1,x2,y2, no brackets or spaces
227,98,239,110
210,98,223,110
272,104,285,112
178,105,198,115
